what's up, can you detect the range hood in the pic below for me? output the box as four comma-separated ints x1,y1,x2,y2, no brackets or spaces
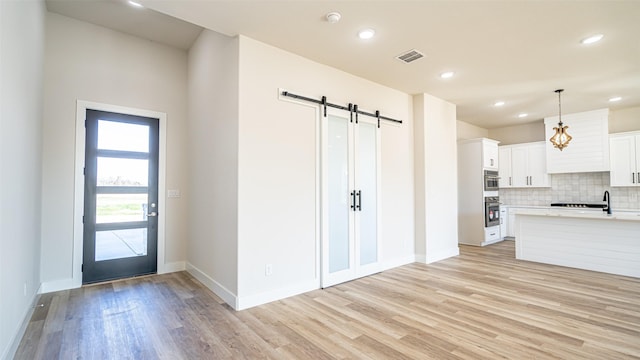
544,108,609,174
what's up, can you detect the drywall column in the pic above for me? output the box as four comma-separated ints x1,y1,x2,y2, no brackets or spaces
0,1,45,358
186,30,239,305
414,94,460,263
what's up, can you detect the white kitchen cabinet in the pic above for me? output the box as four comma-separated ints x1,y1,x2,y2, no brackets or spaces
499,142,550,188
457,138,502,246
498,147,511,188
483,141,499,170
507,209,516,238
499,207,507,239
609,132,640,187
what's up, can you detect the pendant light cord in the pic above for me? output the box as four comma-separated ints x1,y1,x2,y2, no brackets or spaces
555,89,564,126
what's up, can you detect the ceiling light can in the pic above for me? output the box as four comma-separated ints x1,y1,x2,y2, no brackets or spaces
609,96,622,102
581,34,604,45
440,71,454,79
128,0,143,7
358,29,375,40
494,101,505,107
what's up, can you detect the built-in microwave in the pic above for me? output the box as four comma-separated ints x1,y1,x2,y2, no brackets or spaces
484,170,499,191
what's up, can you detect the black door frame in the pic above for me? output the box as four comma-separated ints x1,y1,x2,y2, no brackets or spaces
82,109,159,284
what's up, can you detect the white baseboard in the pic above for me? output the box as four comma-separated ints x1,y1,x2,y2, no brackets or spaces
185,262,238,309
2,290,40,360
39,278,78,294
236,279,319,311
160,261,185,274
382,255,417,271
423,246,460,264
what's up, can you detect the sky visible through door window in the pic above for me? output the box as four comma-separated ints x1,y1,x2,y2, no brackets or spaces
97,120,149,186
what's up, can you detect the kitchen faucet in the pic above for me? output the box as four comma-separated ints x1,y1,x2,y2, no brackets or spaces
603,190,612,215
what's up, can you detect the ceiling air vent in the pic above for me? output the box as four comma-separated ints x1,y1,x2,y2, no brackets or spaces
396,49,424,63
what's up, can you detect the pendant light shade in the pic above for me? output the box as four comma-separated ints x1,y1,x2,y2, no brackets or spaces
549,89,572,151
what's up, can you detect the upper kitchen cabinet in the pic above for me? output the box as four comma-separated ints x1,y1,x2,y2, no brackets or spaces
498,147,511,188
483,140,499,170
609,131,640,187
544,109,610,173
499,142,550,188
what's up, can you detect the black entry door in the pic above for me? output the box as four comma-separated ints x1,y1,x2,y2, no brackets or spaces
83,109,159,284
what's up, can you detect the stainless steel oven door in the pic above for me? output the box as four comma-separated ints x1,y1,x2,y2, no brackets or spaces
485,197,500,227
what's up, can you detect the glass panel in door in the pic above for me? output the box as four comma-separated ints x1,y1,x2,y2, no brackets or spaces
357,122,378,266
328,115,350,273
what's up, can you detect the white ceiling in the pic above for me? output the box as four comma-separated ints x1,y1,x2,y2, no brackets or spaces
47,0,640,129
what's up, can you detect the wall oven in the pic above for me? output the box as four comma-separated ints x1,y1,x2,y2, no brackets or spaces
484,170,499,191
485,196,500,227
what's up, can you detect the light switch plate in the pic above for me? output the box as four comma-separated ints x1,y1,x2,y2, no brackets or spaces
167,189,181,198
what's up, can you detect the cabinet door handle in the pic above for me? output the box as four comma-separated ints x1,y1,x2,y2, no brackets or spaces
490,159,494,167
509,177,512,186
356,190,362,211
350,191,356,211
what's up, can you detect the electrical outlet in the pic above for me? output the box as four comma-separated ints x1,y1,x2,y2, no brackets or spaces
265,264,273,276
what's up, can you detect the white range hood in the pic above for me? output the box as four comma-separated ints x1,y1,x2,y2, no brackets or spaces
544,108,609,173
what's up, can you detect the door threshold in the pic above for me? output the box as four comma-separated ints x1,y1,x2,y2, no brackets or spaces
82,272,158,287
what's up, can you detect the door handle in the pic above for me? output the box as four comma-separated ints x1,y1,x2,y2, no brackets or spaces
350,191,356,211
356,190,362,211
147,212,157,217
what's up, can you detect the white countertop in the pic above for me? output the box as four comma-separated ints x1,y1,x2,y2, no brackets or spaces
511,207,640,222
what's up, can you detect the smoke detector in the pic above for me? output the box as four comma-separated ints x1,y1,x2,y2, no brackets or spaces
326,12,341,24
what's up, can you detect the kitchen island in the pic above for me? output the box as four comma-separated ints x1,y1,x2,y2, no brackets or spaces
513,209,640,278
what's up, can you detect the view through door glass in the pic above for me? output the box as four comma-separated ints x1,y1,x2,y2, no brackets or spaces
83,109,159,284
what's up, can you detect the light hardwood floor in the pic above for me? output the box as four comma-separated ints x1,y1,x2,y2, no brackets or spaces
15,241,640,359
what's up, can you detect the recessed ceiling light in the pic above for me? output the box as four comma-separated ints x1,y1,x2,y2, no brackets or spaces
440,71,454,79
494,101,505,107
358,29,375,40
128,0,143,7
581,34,604,45
609,96,622,102
518,113,528,118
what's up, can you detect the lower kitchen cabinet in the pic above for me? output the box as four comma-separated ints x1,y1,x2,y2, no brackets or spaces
500,207,508,239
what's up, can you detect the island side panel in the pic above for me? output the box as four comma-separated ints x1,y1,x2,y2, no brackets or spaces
515,214,640,278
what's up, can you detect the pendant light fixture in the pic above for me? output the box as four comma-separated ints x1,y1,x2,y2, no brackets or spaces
549,89,572,151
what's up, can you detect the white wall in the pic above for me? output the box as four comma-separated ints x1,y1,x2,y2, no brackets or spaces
609,106,640,133
457,120,488,140
489,121,545,145
186,29,239,301
414,94,460,263
41,13,189,287
235,36,415,309
0,1,45,358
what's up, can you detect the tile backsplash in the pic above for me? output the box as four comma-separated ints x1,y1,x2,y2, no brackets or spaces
500,172,640,210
